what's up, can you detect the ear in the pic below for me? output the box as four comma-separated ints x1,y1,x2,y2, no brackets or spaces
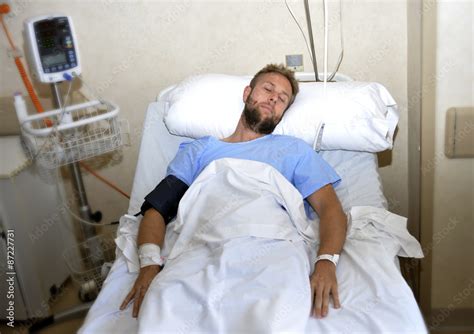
243,86,252,103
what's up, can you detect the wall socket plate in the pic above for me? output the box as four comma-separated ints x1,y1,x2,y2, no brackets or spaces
285,54,304,72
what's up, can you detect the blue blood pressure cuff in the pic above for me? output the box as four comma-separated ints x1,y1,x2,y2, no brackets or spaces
140,175,189,224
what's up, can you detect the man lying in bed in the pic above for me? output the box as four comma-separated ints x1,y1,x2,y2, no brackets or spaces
120,64,347,325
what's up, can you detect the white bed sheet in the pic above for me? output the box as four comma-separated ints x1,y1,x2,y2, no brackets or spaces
79,100,426,333
80,209,426,333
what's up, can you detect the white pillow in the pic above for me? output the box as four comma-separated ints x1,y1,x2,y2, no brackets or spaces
163,74,399,152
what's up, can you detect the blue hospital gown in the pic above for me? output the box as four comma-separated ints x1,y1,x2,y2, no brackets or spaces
166,134,340,200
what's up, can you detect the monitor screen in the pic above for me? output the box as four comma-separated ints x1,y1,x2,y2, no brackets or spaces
42,53,67,67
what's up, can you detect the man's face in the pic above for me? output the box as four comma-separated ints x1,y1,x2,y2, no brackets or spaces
242,73,293,134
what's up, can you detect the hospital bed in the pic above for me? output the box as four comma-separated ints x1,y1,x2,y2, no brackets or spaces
78,74,427,333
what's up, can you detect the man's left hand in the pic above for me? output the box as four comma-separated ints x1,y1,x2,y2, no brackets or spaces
309,260,341,318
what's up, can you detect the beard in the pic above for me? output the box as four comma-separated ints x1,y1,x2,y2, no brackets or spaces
243,95,280,135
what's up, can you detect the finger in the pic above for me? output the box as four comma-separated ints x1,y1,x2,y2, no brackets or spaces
332,285,341,309
120,289,135,310
132,288,142,318
310,280,316,316
322,287,330,317
133,286,148,318
313,285,324,318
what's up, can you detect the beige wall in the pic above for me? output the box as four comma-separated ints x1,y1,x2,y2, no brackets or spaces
0,1,408,225
430,1,473,309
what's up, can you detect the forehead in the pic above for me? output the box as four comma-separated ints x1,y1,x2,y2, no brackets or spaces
255,73,292,95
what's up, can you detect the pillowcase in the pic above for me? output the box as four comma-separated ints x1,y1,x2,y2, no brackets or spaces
162,74,399,152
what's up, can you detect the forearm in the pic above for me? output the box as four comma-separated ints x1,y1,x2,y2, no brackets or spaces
306,188,346,319
121,208,165,316
137,208,166,248
317,208,347,255
306,184,347,256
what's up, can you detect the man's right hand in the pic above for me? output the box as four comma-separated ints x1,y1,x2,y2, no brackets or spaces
120,265,161,317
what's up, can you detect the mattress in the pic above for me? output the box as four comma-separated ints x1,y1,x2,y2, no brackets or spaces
79,100,426,333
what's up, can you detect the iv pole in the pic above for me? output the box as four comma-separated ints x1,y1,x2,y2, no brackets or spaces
29,83,104,333
50,82,102,234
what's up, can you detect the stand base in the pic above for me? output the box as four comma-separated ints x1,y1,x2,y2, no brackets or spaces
29,302,92,333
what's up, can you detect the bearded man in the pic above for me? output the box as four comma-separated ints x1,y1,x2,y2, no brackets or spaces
120,64,347,330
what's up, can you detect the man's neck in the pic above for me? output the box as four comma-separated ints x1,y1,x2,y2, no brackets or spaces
222,116,267,143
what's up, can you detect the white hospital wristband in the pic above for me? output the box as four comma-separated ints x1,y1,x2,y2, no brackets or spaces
138,243,164,268
315,254,340,266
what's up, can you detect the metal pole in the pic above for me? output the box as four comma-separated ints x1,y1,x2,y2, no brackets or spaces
50,82,100,241
68,162,97,240
34,82,104,333
304,0,320,82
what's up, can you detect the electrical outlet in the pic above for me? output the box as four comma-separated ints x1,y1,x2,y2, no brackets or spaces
285,54,304,72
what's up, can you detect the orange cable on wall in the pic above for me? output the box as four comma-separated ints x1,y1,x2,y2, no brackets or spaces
79,162,130,199
0,5,45,116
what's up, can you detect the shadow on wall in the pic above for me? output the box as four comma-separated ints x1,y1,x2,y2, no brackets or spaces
377,150,392,167
377,126,398,167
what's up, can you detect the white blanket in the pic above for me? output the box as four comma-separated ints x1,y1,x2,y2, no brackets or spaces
80,158,426,333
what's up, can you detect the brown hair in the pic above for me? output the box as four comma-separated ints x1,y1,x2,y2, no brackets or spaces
249,64,299,108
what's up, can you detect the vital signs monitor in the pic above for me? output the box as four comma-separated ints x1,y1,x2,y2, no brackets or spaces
24,15,81,83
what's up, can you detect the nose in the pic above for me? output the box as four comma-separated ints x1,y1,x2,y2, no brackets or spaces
268,93,277,105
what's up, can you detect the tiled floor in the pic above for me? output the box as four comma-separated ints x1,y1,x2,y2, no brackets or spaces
0,279,86,333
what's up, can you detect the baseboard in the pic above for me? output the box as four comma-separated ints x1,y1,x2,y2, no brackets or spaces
428,307,474,332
